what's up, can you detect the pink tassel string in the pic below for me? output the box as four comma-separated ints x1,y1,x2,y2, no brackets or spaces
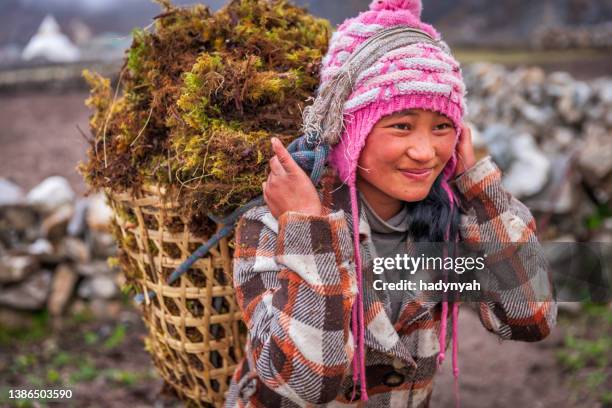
439,177,461,407
349,183,368,401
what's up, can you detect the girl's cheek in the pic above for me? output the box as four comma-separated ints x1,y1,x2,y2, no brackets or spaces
435,136,456,162
379,136,409,161
364,133,399,165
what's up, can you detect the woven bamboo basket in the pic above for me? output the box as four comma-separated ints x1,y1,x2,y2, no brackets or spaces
107,184,246,407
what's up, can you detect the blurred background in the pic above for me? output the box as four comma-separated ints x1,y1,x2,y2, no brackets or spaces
0,0,610,407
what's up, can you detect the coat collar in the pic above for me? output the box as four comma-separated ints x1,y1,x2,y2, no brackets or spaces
320,167,438,367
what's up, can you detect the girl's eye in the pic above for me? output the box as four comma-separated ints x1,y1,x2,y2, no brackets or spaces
391,123,412,131
434,123,452,131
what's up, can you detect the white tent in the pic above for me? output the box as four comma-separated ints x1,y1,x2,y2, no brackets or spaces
22,15,80,63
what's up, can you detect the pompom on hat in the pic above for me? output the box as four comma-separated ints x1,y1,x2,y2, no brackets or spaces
302,0,467,403
369,0,423,13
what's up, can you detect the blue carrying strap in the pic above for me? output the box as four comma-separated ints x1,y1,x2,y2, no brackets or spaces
133,135,329,304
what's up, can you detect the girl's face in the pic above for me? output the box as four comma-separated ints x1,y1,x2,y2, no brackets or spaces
356,109,457,214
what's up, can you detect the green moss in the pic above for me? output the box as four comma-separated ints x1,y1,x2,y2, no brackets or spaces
80,0,330,236
127,28,149,78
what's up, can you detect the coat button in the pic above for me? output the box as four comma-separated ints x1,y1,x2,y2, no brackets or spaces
382,371,405,387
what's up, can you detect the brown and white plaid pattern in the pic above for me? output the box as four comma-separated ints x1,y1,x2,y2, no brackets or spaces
224,156,557,407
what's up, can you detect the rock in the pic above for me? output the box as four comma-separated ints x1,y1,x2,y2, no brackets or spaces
606,110,612,127
40,204,73,241
557,302,582,315
89,299,122,319
502,133,550,198
521,67,546,104
77,275,117,299
469,62,507,94
520,103,554,127
86,193,113,232
557,81,591,124
69,299,88,316
26,176,75,213
58,237,91,263
27,238,54,257
578,124,612,179
76,260,111,277
90,232,117,259
525,154,575,214
0,178,25,206
26,238,61,263
0,206,38,233
47,264,78,316
595,78,612,104
0,270,52,310
67,198,89,237
0,255,39,284
547,71,574,97
479,124,515,170
552,127,575,149
585,104,607,122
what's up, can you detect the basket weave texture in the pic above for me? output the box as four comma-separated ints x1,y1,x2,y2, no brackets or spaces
107,185,246,407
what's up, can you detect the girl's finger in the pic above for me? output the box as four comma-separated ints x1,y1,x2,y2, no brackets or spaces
463,123,472,141
271,137,299,174
269,155,286,176
464,125,471,140
262,182,272,206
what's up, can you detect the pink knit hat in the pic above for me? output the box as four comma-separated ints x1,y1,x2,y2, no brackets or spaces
302,0,467,402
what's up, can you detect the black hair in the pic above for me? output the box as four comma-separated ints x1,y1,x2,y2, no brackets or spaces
405,174,461,243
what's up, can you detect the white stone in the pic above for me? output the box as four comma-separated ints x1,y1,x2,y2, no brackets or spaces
578,124,612,179
78,275,117,299
28,238,54,257
0,271,52,310
553,127,575,148
0,178,24,206
67,198,89,237
479,124,515,170
40,204,74,240
0,255,39,284
86,193,113,232
26,176,75,213
520,104,554,126
595,79,612,104
502,133,550,198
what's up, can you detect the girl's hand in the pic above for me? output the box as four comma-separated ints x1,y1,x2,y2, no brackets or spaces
263,137,323,219
454,123,477,177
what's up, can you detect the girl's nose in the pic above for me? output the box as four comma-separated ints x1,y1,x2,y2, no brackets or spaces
406,134,435,163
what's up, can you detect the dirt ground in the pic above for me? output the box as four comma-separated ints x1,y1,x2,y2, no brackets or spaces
0,90,91,195
0,90,607,407
0,299,597,408
432,308,574,408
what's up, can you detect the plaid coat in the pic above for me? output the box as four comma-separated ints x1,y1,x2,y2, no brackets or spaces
224,156,557,407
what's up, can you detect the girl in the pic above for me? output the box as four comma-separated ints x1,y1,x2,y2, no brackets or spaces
225,0,557,406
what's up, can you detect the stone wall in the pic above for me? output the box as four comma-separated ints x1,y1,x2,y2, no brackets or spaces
0,176,122,324
463,63,612,242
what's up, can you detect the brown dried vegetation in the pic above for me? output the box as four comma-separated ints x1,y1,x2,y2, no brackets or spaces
80,0,330,235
